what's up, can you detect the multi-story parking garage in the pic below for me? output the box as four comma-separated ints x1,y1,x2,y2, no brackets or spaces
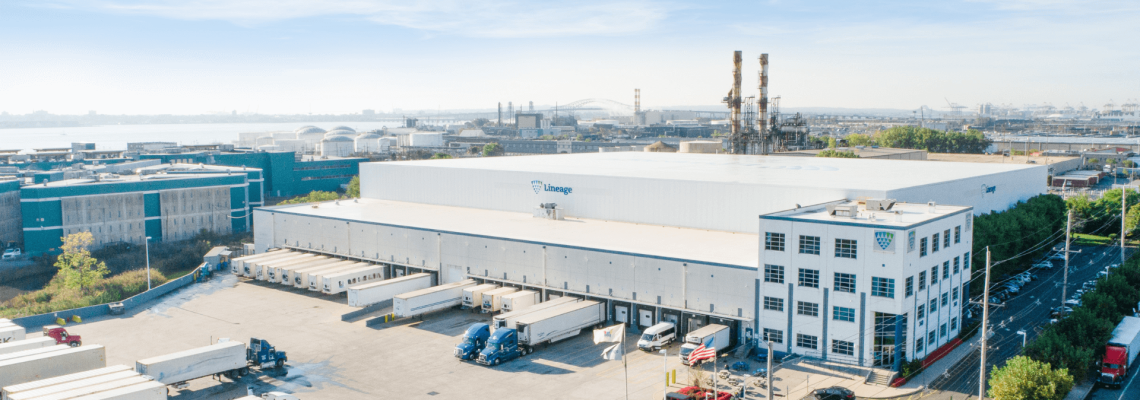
252,152,1045,366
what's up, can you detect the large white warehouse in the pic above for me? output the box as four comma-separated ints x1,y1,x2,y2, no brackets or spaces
253,152,1045,368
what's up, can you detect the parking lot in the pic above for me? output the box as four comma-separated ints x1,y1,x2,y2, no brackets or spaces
38,273,711,400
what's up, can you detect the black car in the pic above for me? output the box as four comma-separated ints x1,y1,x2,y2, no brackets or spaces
801,386,855,400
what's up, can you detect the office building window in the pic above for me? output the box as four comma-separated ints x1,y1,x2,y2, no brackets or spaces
964,252,970,272
799,268,820,288
941,293,949,307
764,264,785,284
799,235,821,255
940,323,948,338
905,276,914,297
834,273,856,293
871,277,895,298
833,306,855,322
763,328,783,344
764,297,784,312
932,233,940,252
917,305,925,320
835,239,858,259
951,317,958,331
952,287,960,305
918,271,927,291
920,237,928,257
929,298,938,313
832,340,855,356
943,261,950,280
796,334,818,350
930,266,938,284
797,301,819,317
765,232,785,251
928,331,937,344
954,226,961,244
915,337,925,353
953,257,960,274
944,229,951,248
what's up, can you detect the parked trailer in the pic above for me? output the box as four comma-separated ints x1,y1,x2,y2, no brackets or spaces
135,341,247,387
322,265,386,294
306,262,370,291
250,253,312,280
481,287,519,313
6,370,141,400
515,301,605,348
346,273,432,307
1101,316,1140,387
297,261,360,289
229,250,285,274
0,338,56,356
462,284,499,309
261,255,323,283
66,381,168,400
393,279,478,318
271,255,330,284
10,375,151,400
0,346,72,363
281,258,343,286
679,324,731,365
240,251,300,277
501,290,539,313
492,296,580,332
234,250,293,276
0,325,25,344
1,365,133,400
0,345,107,388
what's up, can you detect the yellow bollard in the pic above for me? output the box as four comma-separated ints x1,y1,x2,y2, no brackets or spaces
55,317,66,326
72,315,82,323
671,369,677,385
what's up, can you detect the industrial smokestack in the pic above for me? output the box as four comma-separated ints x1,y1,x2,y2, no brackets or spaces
730,51,742,149
498,102,502,127
758,53,769,155
529,101,534,112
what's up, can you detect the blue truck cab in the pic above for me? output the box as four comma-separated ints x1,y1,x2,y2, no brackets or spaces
454,323,491,360
248,338,288,369
477,328,522,366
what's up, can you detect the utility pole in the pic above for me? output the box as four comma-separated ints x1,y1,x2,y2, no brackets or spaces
979,247,992,400
766,341,774,400
1123,188,1128,266
1062,210,1073,315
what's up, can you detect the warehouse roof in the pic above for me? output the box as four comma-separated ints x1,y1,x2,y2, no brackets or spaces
264,198,759,269
762,199,972,229
381,152,1042,192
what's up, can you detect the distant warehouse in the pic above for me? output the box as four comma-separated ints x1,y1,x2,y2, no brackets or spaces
252,152,1045,367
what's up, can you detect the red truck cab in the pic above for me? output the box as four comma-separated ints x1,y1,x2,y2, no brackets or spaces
42,326,82,347
1102,345,1129,387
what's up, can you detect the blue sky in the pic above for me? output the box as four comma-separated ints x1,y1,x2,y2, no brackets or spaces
1,0,1137,114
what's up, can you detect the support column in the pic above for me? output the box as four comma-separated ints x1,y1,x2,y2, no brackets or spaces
893,315,904,372
858,292,867,366
786,283,794,354
822,287,830,360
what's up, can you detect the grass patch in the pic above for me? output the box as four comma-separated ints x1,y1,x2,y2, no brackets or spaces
1072,233,1140,247
0,269,168,319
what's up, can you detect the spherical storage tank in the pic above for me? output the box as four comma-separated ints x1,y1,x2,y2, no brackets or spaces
324,129,356,138
296,126,327,150
255,136,275,146
328,126,355,133
354,132,383,153
321,135,355,157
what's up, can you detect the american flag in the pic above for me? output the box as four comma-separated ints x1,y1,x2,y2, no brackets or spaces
687,336,716,365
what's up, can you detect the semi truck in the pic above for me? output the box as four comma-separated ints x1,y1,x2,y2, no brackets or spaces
453,323,491,361
0,346,70,364
477,300,604,366
238,251,297,277
41,326,82,347
7,375,152,400
0,337,55,356
273,256,326,284
1101,316,1140,388
462,284,499,309
1,365,133,400
69,381,168,400
136,338,286,389
321,264,385,295
492,296,579,333
679,324,731,365
481,287,518,313
347,273,432,308
501,290,539,313
393,279,477,318
307,262,370,291
0,345,107,388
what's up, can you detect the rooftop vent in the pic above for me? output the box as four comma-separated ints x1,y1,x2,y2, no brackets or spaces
826,204,859,218
894,211,903,222
866,199,896,211
928,201,937,213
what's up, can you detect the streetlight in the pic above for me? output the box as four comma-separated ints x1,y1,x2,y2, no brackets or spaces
145,236,152,290
1016,330,1027,347
660,349,668,400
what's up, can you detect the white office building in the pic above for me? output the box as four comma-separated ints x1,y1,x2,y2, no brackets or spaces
758,200,972,369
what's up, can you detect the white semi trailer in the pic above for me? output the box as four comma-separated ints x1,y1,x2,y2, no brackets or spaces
0,325,25,344
322,265,385,295
0,346,71,363
239,251,298,277
481,287,518,313
261,255,322,283
8,375,152,400
298,261,360,289
135,341,247,388
1,365,133,400
501,290,539,313
0,345,107,389
393,279,478,318
305,262,369,291
282,258,344,286
492,296,579,332
462,284,498,309
229,250,284,274
68,381,168,400
347,273,433,307
516,301,605,348
0,337,56,356
251,253,312,280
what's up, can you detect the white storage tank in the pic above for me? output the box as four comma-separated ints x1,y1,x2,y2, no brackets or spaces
271,132,296,140
324,129,356,139
255,136,275,147
354,132,383,153
380,137,397,152
408,132,443,147
275,139,307,153
257,145,282,152
328,126,355,133
296,126,326,148
321,136,355,157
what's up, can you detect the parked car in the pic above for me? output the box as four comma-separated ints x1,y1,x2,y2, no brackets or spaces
1034,261,1054,269
1099,271,1111,279
1110,263,1121,269
1066,299,1082,307
801,387,855,400
1,248,19,260
1002,285,1021,294
1051,307,1073,318
1049,252,1066,261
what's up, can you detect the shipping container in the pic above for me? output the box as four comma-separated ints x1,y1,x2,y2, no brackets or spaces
134,341,246,386
66,381,167,400
0,338,56,356
461,284,499,309
1,365,132,400
0,345,107,388
346,273,432,307
260,255,321,283
492,296,580,332
500,290,539,313
481,287,518,313
0,326,26,344
515,301,605,347
10,375,151,400
280,257,343,286
321,265,385,294
393,279,477,318
297,261,360,289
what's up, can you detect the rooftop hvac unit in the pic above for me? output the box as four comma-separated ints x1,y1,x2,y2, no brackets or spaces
533,203,564,220
826,204,858,218
865,199,896,211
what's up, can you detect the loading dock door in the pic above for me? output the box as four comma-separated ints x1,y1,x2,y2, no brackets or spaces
616,306,629,324
663,314,679,326
639,309,654,327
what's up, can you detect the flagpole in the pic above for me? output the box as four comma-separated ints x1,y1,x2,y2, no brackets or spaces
623,325,630,400
712,350,717,397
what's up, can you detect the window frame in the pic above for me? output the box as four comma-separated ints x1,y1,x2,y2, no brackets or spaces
905,276,914,297
871,277,895,298
833,306,855,322
932,233,940,252
831,340,855,356
763,328,783,344
764,264,785,284
797,301,820,317
798,235,821,255
798,268,820,288
765,232,786,252
835,238,858,259
763,296,785,312
796,333,819,350
833,272,856,293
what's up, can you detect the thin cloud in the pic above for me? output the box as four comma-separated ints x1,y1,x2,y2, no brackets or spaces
52,0,675,37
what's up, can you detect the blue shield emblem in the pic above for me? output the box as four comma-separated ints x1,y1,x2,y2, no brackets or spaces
875,231,895,253
531,180,543,194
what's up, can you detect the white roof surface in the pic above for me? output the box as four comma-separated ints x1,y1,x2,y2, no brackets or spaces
764,201,972,228
269,198,759,268
383,152,1040,192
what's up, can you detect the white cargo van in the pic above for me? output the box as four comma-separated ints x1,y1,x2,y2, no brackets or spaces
637,322,676,351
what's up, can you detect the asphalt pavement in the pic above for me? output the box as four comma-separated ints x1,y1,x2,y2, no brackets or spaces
926,244,1128,398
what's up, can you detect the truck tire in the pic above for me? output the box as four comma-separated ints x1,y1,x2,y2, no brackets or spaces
241,367,250,377
69,341,80,348
493,358,500,366
275,359,285,369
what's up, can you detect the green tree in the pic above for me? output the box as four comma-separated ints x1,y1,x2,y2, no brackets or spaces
971,194,1067,294
54,232,110,293
867,126,990,153
816,149,859,158
430,152,453,159
828,137,837,150
844,133,875,147
346,176,360,198
989,356,1074,400
471,118,490,127
482,143,504,157
276,191,341,205
1087,158,1100,164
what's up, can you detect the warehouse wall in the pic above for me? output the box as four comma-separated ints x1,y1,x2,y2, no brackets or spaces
160,187,233,241
0,185,21,248
61,193,147,246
